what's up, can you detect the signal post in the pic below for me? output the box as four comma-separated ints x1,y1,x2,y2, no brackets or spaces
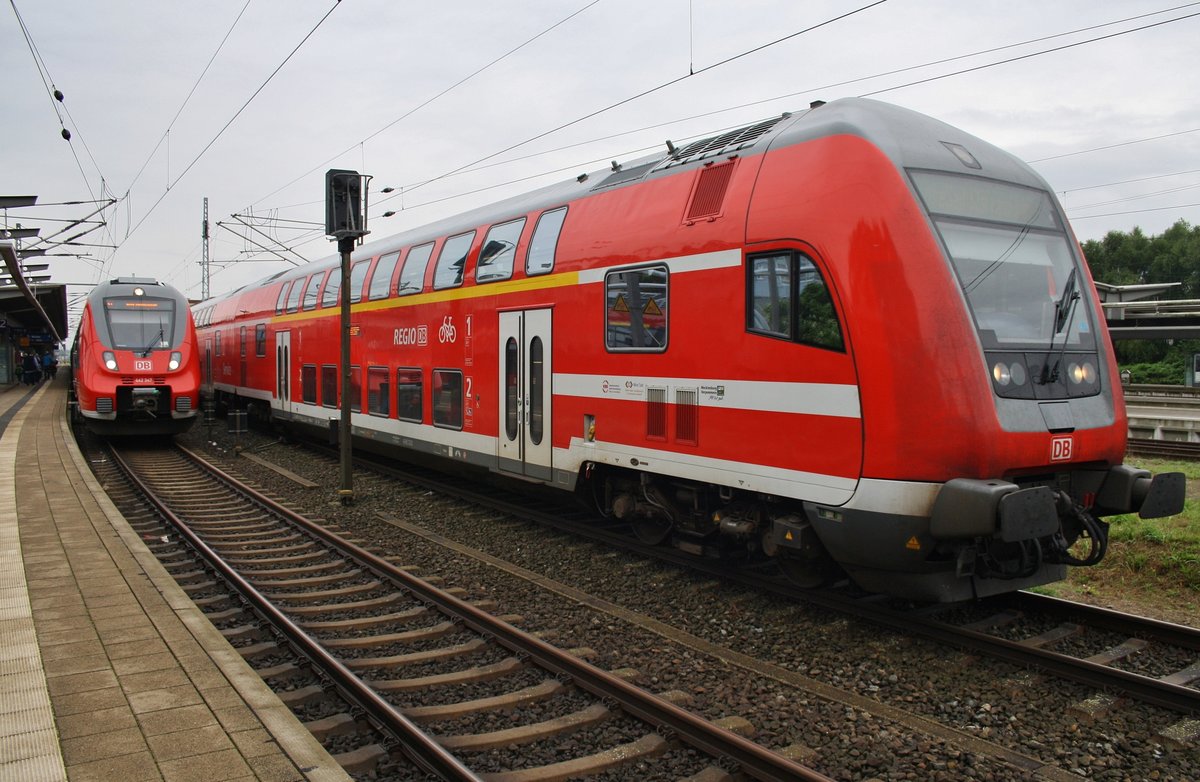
325,169,369,504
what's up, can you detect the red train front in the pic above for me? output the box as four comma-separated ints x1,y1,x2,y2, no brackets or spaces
194,98,1183,602
70,277,200,436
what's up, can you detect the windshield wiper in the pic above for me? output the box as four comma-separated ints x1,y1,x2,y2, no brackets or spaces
1039,268,1082,385
1053,267,1079,334
141,327,164,357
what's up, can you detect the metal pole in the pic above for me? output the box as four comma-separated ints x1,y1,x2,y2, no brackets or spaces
201,197,210,299
338,236,354,504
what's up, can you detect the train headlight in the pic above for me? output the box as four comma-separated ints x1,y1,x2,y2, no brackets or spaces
103,351,118,371
1068,362,1097,384
991,361,1027,387
168,351,182,371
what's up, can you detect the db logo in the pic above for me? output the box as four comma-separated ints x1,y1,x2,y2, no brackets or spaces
1050,435,1074,462
135,360,152,371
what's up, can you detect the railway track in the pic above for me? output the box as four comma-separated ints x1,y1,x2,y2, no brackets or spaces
1126,437,1200,460
308,442,1200,718
94,438,831,782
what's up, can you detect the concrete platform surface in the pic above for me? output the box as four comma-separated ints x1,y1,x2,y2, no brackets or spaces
1,380,350,782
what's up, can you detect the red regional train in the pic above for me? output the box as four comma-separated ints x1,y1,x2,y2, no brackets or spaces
195,98,1183,602
70,277,201,436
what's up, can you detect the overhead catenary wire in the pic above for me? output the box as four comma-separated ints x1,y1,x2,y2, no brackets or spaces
375,0,891,208
124,0,255,197
859,10,1200,99
248,0,603,210
112,0,343,273
185,4,1200,289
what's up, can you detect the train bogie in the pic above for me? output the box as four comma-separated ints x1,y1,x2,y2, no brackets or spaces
193,98,1184,602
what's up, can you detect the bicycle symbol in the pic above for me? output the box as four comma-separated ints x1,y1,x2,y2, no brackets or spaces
438,316,457,344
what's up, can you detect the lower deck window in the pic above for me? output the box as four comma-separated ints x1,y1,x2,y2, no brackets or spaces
300,365,317,404
606,264,668,351
321,365,337,408
432,369,463,429
367,367,389,416
397,368,422,422
350,366,362,413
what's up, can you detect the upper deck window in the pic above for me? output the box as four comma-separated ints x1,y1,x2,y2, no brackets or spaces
320,268,339,308
301,273,322,310
349,260,370,304
275,282,292,315
285,277,305,313
433,232,476,290
368,251,402,300
398,243,433,295
477,219,524,283
527,207,566,276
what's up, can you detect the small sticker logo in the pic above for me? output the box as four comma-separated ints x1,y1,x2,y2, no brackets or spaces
905,536,921,551
1051,435,1073,462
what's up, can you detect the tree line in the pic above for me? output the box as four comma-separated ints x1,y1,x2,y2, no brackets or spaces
1081,219,1200,384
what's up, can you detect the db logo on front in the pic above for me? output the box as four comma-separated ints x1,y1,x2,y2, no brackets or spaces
135,360,152,371
1050,435,1073,462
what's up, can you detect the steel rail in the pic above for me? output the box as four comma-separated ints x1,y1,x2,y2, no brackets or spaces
173,444,833,782
106,444,484,782
1010,591,1200,651
315,440,1200,714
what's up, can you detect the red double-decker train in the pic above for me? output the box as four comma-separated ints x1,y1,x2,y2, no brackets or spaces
70,277,201,436
194,98,1182,601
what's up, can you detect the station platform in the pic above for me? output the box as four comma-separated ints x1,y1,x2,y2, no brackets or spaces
1,379,350,782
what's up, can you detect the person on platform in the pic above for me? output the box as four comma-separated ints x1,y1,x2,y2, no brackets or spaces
22,351,39,385
41,350,56,380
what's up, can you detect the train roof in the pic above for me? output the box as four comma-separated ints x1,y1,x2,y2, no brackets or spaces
88,277,189,306
199,97,1044,308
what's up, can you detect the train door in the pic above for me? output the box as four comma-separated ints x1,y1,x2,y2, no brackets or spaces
275,330,292,415
497,309,552,481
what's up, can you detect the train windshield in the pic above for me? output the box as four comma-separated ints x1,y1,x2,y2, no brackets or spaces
911,171,1095,351
103,297,176,351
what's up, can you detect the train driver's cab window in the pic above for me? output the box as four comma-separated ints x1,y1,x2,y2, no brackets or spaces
432,369,463,429
301,365,317,404
103,296,175,349
368,251,402,301
285,277,305,313
398,243,433,295
477,218,525,283
349,260,370,304
433,231,476,290
527,206,566,276
320,268,340,308
605,264,668,352
747,251,843,351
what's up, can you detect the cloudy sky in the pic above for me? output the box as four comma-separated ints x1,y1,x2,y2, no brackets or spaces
3,0,1198,324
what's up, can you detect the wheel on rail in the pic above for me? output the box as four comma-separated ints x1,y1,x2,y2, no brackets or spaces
776,549,834,588
632,516,674,545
